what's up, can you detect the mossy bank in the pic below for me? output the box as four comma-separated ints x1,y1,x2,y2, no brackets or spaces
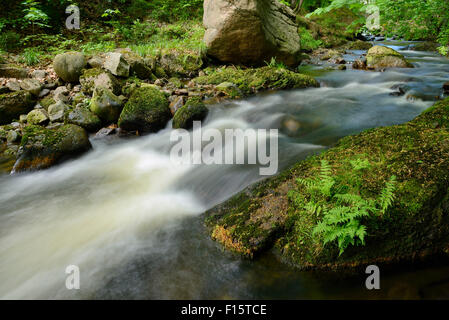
205,98,449,270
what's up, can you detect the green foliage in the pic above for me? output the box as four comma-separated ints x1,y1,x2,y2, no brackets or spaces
264,57,288,70
289,159,396,255
19,47,42,65
0,31,21,52
21,0,50,33
298,27,322,52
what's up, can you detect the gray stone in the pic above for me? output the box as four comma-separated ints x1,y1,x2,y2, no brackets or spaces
48,101,68,122
203,0,301,66
53,52,86,82
103,53,130,77
20,79,43,96
27,109,49,125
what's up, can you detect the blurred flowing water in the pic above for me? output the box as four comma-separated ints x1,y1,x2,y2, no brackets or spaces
1,41,449,299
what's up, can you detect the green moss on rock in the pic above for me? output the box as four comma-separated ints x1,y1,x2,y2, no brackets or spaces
15,124,91,172
172,97,208,129
118,87,171,133
194,66,318,96
0,91,36,125
206,98,449,269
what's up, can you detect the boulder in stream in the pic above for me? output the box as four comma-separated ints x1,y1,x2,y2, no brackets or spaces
366,45,413,69
13,124,91,172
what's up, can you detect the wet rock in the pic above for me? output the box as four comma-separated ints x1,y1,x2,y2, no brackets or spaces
103,52,130,77
0,91,35,125
13,124,92,172
204,0,300,66
118,87,171,133
172,97,209,129
53,52,86,83
352,59,367,70
443,82,449,95
90,86,123,123
366,46,413,69
169,96,187,115
27,109,49,125
67,106,102,132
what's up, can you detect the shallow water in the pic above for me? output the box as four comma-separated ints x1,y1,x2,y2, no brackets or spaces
1,41,449,299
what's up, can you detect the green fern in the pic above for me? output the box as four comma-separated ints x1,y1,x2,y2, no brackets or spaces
291,160,396,256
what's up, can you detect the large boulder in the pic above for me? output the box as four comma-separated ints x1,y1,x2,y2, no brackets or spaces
203,0,301,66
13,124,92,172
366,46,413,69
118,87,171,133
206,98,449,269
172,97,209,129
53,52,86,83
0,91,35,125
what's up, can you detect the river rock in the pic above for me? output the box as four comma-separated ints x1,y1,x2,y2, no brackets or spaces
48,101,68,122
67,106,102,132
103,52,130,77
6,80,21,92
366,46,413,69
27,109,49,125
79,68,121,95
159,50,203,77
20,79,43,96
53,86,70,104
118,87,171,133
203,0,301,66
13,124,92,172
172,97,209,129
169,96,187,115
53,52,86,83
31,70,47,80
90,86,123,124
443,82,449,95
115,48,153,79
0,91,35,125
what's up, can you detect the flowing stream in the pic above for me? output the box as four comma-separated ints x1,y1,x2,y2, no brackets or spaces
1,41,449,299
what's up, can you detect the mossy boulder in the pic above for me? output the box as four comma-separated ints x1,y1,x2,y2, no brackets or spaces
13,124,91,172
172,97,209,129
115,48,153,79
0,91,35,125
366,46,413,69
67,106,102,132
39,96,56,110
206,98,449,269
118,87,171,133
53,52,86,83
159,50,203,77
90,86,123,124
194,66,319,96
